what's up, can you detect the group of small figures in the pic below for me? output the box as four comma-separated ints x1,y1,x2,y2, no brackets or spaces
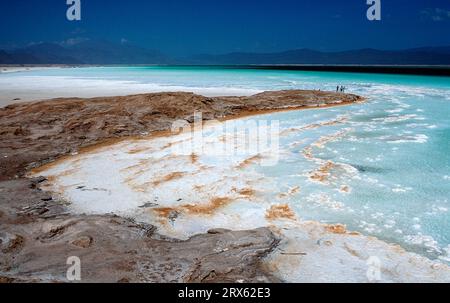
337,85,347,93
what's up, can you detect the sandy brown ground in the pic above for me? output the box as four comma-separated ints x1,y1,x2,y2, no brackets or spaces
0,90,363,283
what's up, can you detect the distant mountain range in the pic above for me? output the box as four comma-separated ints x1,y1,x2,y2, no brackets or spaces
0,40,171,65
1,40,450,65
187,47,450,65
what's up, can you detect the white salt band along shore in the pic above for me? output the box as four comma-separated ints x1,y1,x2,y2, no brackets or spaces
31,109,450,283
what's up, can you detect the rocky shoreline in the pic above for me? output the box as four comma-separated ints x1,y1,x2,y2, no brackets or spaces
1,90,366,282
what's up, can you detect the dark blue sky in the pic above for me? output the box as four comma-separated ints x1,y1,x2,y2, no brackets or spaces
1,0,450,55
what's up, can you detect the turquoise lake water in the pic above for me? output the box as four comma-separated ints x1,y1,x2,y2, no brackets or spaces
1,66,449,262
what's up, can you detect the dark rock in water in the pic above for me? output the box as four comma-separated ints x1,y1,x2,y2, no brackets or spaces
352,164,385,174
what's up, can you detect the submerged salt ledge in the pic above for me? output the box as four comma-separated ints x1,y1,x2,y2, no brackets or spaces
31,112,450,282
266,221,450,283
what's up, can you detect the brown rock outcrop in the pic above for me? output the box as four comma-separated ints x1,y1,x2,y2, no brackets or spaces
0,90,362,180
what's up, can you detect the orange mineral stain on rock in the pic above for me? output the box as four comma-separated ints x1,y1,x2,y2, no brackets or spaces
152,207,180,225
340,185,351,193
152,196,235,219
238,188,256,198
121,159,153,177
309,161,336,184
182,197,233,215
153,207,177,218
265,204,297,221
152,172,185,187
126,170,187,193
325,224,348,234
190,153,199,164
193,184,205,192
237,155,262,169
40,166,80,193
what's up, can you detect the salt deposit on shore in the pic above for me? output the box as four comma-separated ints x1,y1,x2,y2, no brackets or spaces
30,111,450,283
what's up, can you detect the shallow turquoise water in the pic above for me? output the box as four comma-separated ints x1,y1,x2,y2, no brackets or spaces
257,88,450,262
2,66,450,100
1,66,449,261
